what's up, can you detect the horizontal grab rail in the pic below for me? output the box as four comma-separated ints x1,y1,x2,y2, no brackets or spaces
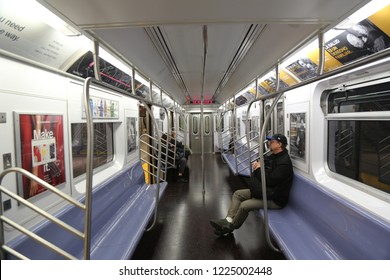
0,167,87,260
0,168,85,210
1,215,78,260
0,186,84,239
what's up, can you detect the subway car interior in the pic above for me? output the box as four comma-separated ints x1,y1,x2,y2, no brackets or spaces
1,0,390,260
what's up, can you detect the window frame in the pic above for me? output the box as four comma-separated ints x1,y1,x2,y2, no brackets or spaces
71,122,115,179
324,77,390,200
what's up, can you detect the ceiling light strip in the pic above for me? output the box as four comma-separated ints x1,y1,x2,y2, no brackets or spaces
213,24,266,99
144,27,189,98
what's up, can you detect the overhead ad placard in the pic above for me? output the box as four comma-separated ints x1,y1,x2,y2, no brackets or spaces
0,0,86,69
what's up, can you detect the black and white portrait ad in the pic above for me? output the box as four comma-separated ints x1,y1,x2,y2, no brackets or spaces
290,113,306,161
127,117,137,155
324,19,390,65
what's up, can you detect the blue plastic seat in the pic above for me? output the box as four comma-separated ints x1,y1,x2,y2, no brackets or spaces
6,161,167,260
260,173,390,259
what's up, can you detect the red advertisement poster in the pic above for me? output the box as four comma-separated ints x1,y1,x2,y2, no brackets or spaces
17,114,66,199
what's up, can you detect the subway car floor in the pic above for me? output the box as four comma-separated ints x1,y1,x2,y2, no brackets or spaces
132,153,286,260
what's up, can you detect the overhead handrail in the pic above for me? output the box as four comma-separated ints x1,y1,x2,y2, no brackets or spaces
0,168,85,260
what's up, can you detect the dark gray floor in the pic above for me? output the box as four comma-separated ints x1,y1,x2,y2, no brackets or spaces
132,154,285,260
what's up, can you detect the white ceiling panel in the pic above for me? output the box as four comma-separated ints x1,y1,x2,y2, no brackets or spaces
217,23,324,102
40,0,371,104
93,27,186,102
41,0,369,27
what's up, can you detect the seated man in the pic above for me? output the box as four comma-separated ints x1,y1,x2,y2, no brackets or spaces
161,132,189,183
210,134,293,236
170,130,189,182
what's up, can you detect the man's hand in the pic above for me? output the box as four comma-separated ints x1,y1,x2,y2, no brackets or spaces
252,160,261,171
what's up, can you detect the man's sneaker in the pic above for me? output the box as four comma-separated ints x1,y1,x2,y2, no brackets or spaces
213,228,233,237
210,219,233,232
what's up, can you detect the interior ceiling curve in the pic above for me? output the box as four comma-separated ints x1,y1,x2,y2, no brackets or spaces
39,0,371,104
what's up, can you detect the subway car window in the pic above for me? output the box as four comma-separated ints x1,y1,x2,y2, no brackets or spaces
71,123,114,178
327,78,390,196
327,82,390,113
328,120,390,194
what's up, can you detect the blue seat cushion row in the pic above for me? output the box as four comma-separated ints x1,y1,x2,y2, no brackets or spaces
6,161,167,260
90,182,167,260
260,172,390,259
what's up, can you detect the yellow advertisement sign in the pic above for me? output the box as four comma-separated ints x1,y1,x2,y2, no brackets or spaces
307,48,343,72
368,5,390,37
280,69,298,86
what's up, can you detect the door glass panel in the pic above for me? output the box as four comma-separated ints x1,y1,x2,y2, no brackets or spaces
204,115,210,134
192,115,199,135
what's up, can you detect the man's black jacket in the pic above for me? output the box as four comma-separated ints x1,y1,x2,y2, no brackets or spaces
249,149,294,207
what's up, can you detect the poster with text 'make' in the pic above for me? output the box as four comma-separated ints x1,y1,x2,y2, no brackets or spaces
15,113,66,200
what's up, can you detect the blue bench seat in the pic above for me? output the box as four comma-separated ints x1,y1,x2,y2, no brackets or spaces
222,142,259,176
6,161,167,260
260,172,390,259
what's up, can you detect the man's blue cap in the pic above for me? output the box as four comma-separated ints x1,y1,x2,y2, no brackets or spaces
266,134,288,145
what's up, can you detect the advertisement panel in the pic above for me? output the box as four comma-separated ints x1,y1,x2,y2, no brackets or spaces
258,74,291,95
83,96,119,119
285,58,318,81
127,117,137,155
283,5,390,78
0,0,86,69
15,113,66,199
324,19,390,65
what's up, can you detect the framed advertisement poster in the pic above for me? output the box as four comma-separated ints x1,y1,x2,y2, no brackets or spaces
82,96,119,119
290,112,306,162
127,117,138,155
14,113,66,200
